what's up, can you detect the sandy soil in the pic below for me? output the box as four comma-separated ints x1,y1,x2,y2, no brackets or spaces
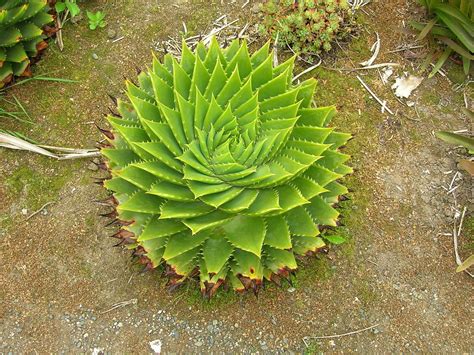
1,0,473,353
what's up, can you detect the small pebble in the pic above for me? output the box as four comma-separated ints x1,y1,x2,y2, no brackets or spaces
21,208,28,215
88,162,99,171
107,29,117,39
92,53,99,60
287,287,296,293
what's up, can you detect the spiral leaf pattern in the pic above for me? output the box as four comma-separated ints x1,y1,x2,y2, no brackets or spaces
101,38,352,296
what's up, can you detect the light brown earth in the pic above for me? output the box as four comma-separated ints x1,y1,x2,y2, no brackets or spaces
1,0,473,353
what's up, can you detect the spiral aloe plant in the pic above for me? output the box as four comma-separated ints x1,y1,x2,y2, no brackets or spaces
100,38,352,296
0,0,55,88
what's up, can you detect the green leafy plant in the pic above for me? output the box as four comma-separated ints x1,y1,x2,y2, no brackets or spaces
436,130,474,175
411,0,473,77
87,10,106,30
259,0,352,61
55,0,80,18
436,131,474,153
0,0,55,88
100,38,352,297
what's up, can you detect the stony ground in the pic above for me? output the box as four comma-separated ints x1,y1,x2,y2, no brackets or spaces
1,0,473,353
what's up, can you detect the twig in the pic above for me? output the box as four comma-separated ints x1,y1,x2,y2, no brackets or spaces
306,323,379,340
26,201,56,221
56,13,64,51
292,59,322,82
100,298,138,314
112,36,125,43
356,75,394,115
241,0,250,8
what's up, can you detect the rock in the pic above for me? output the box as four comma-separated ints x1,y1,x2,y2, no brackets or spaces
88,162,99,171
251,3,260,13
21,208,28,215
71,13,83,24
92,53,99,60
107,29,117,39
287,287,296,293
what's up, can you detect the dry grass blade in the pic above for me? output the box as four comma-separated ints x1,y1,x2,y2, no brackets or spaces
0,132,100,160
292,59,322,82
356,75,394,115
154,13,258,58
360,32,380,67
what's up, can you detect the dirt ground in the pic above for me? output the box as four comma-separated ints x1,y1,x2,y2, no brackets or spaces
1,0,473,353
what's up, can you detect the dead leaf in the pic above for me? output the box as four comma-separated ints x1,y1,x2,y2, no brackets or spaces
391,74,423,98
459,159,474,176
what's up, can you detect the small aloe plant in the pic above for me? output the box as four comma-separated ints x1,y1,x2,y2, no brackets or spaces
0,0,55,88
100,38,352,297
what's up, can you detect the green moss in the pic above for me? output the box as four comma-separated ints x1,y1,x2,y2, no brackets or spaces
355,278,377,305
421,90,440,106
462,216,474,253
171,280,240,309
293,256,334,289
0,214,13,232
304,341,322,355
185,0,220,36
5,160,74,210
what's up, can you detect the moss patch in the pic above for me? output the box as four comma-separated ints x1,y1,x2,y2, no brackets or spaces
5,159,77,211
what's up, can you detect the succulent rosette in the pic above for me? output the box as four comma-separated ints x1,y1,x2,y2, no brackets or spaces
100,38,351,296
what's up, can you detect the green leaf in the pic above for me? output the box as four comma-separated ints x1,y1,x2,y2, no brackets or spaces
55,2,67,13
436,131,474,151
434,10,473,51
117,191,163,214
264,215,292,249
223,216,266,257
264,247,297,272
203,237,234,274
163,231,208,260
183,210,233,234
285,206,319,237
417,18,438,40
138,217,187,241
160,200,214,219
324,235,347,245
456,255,474,272
65,0,80,17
